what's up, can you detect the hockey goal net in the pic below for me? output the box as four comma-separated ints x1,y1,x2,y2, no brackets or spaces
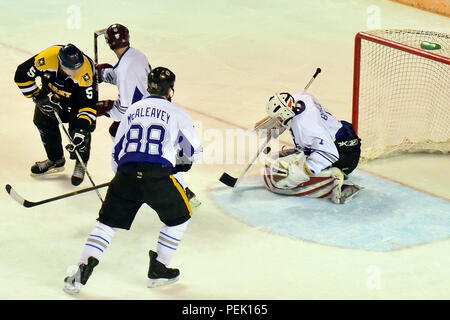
352,30,450,161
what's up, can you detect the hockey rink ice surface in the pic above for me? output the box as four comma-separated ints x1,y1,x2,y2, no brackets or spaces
0,0,449,300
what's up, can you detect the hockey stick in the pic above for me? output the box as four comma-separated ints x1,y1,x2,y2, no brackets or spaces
219,135,272,188
94,28,107,65
5,182,110,208
54,111,104,203
94,28,106,94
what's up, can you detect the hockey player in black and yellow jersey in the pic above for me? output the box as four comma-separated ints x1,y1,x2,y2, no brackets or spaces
14,44,98,186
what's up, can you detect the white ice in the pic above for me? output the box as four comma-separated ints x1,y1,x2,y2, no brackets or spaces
0,0,449,299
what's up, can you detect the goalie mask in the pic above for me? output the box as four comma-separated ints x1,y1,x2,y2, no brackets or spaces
266,93,296,128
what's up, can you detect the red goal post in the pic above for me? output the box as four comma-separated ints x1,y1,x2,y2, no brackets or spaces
352,30,450,161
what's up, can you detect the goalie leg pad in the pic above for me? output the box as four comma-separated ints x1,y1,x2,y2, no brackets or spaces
264,166,345,200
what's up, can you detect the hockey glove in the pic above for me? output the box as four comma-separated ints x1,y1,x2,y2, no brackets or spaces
96,100,114,117
175,163,192,173
33,89,62,117
175,150,193,172
65,129,89,155
95,63,113,83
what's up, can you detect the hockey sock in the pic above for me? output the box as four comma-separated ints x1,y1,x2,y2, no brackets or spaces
79,221,117,265
156,220,189,266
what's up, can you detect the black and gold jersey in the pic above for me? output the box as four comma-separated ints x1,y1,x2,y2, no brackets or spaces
14,45,98,131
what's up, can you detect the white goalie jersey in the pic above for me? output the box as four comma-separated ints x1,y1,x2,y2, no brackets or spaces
100,47,151,121
289,93,343,175
111,96,203,173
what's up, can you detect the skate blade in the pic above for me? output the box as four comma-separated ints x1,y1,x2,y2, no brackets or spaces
189,197,201,208
147,276,179,288
30,166,65,177
340,188,361,204
63,284,81,295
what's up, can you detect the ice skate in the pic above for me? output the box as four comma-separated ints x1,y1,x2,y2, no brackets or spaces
339,184,361,204
71,160,85,186
30,158,65,176
63,256,99,295
185,187,201,208
147,250,180,288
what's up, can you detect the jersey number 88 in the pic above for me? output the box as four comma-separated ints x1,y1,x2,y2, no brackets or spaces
125,124,166,156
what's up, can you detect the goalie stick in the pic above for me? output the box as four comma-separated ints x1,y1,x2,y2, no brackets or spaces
219,135,272,188
219,68,322,188
5,182,110,208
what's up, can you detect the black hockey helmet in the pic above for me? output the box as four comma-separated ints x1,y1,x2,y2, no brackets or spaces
58,44,84,70
148,67,176,96
105,24,130,50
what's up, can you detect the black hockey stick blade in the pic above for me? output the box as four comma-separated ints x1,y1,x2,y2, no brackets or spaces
219,172,237,188
5,182,110,208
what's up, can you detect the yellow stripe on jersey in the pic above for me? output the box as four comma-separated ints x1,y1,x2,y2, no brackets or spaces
24,88,40,98
34,46,61,72
78,115,93,125
16,80,36,87
169,175,193,216
79,107,97,115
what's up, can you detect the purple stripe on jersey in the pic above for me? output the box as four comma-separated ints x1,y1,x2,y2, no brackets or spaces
314,150,338,164
117,152,174,170
131,87,144,104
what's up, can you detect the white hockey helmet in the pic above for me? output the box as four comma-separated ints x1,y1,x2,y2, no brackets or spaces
266,93,296,128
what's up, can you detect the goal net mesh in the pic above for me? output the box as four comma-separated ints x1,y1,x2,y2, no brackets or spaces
353,29,450,162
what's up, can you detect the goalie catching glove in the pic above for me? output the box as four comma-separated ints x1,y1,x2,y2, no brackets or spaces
32,89,62,117
267,151,312,189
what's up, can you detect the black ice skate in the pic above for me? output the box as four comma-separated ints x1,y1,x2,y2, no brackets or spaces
185,187,201,208
63,256,99,295
30,158,65,176
147,250,180,288
339,184,361,204
71,160,85,186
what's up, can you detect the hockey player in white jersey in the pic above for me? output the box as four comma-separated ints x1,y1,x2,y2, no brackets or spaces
64,67,203,294
96,23,201,207
263,92,361,204
95,23,151,134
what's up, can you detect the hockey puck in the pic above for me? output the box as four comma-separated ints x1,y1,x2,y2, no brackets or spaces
264,147,271,154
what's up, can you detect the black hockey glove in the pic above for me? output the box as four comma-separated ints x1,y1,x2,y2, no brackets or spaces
175,163,192,173
33,89,62,117
175,150,193,173
65,129,89,155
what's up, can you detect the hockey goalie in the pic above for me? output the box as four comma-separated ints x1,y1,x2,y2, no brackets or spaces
260,92,362,204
